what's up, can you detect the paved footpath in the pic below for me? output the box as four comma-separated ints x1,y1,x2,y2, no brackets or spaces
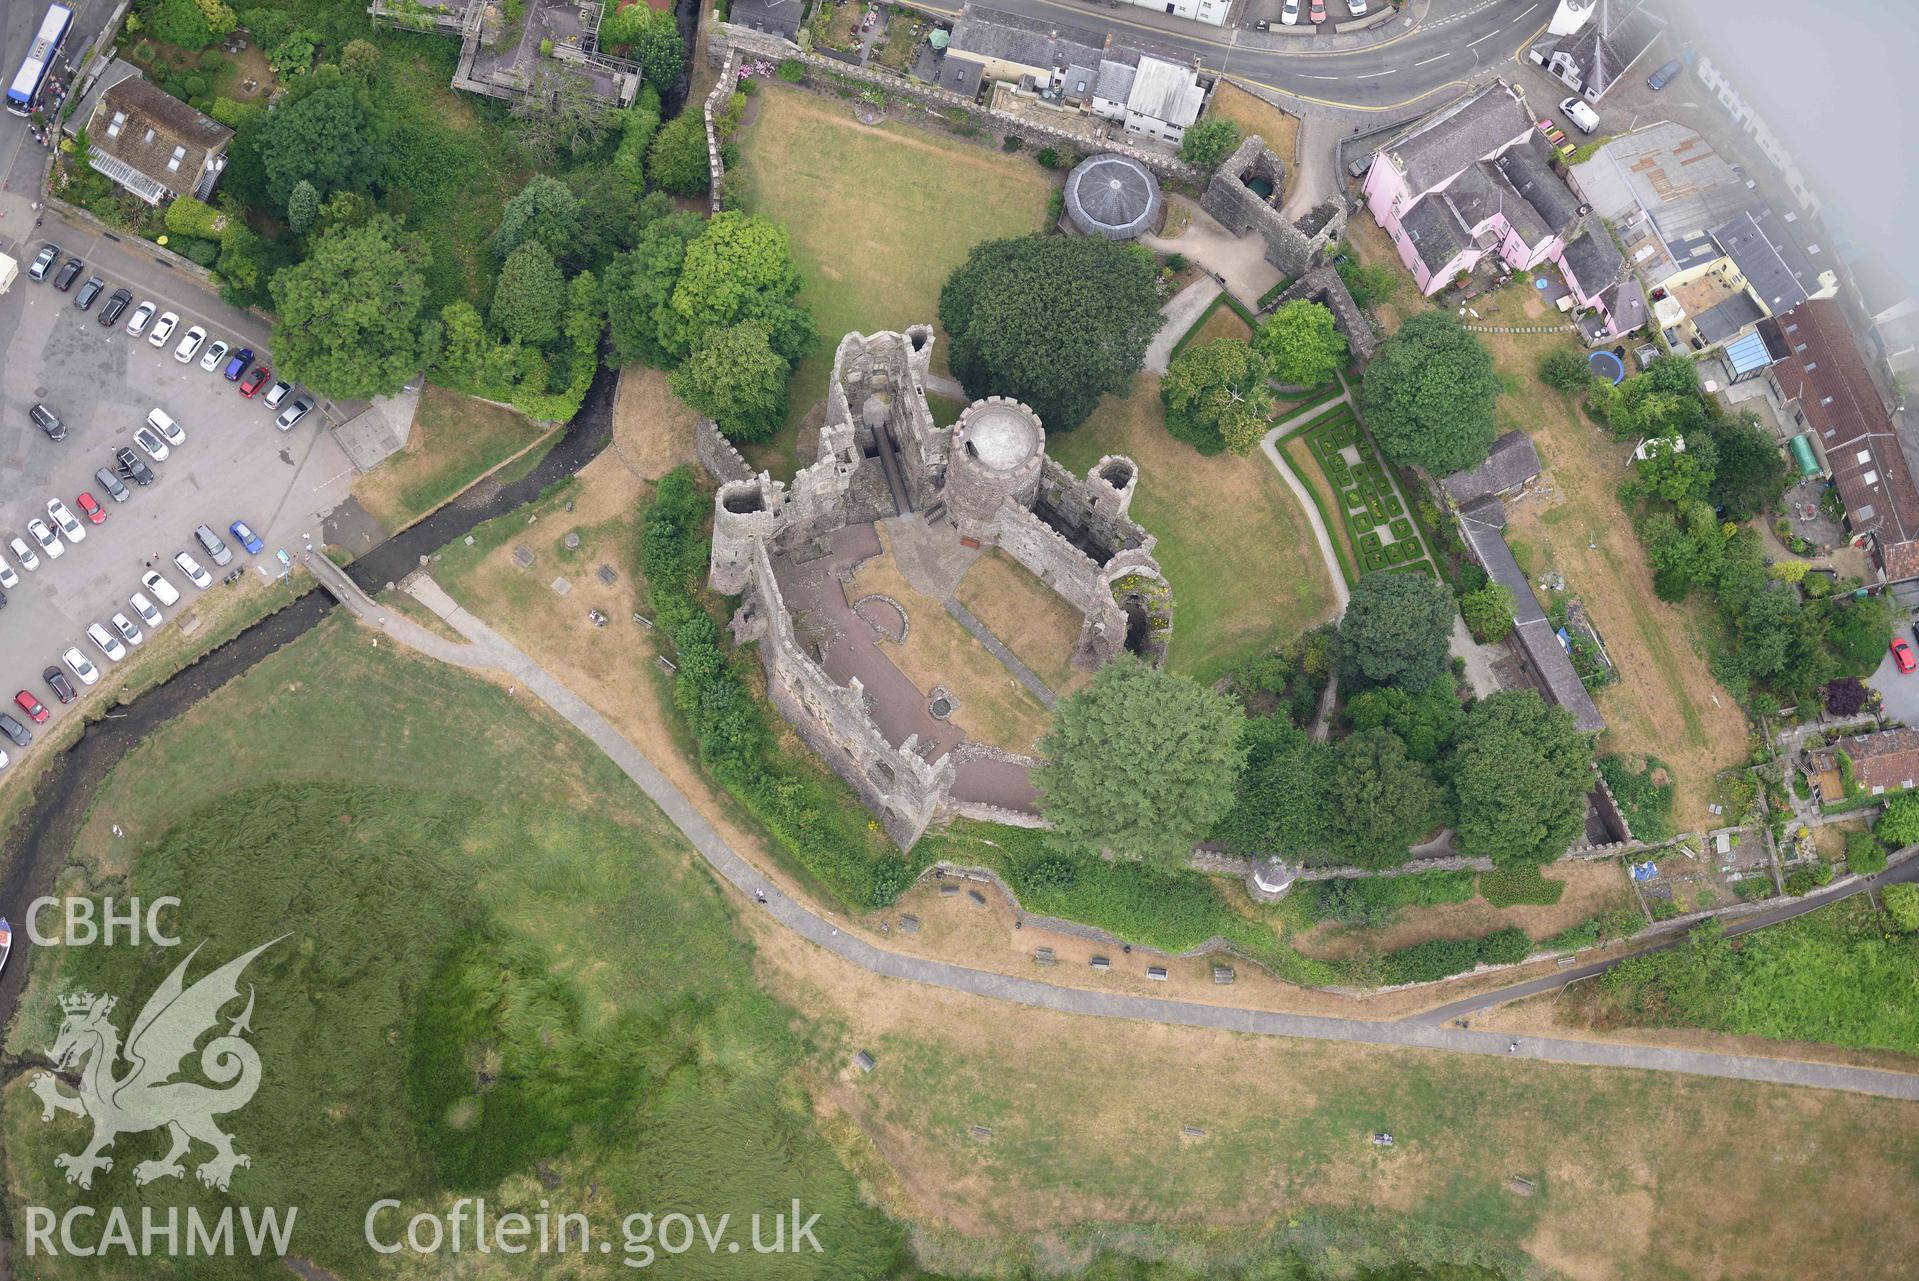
1261,394,1353,614
301,555,1919,1103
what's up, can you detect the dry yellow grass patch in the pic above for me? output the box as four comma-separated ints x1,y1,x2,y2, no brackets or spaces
351,385,552,532
850,526,1054,753
1341,210,1434,335
611,365,701,481
1183,300,1255,350
1208,82,1301,189
953,550,1088,695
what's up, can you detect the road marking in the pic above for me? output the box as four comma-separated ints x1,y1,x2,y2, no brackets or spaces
1414,51,1449,66
1302,74,1341,80
1354,68,1395,78
1512,2,1537,21
1466,29,1500,45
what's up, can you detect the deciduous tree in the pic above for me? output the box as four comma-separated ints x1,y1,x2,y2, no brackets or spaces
648,110,711,197
1452,691,1593,867
668,322,788,442
1877,793,1919,849
1709,412,1791,520
603,212,703,367
1178,117,1239,167
1035,659,1247,863
1327,728,1443,869
1336,572,1458,692
1460,581,1515,643
600,4,684,90
492,175,583,262
1211,716,1334,860
1884,883,1919,931
258,82,374,208
270,215,430,400
663,212,815,363
491,243,568,347
1160,338,1272,455
1360,312,1501,475
1254,299,1346,389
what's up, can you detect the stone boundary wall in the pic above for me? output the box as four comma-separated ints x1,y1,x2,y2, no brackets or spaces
709,24,1208,188
1191,849,1493,878
1265,264,1378,363
1200,135,1344,280
993,501,1105,616
704,47,739,214
695,417,753,485
948,801,1051,829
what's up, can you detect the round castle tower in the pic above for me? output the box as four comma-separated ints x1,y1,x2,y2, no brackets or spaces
709,476,783,596
944,396,1044,541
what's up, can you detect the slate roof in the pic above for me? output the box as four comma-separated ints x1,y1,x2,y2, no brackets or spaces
87,78,231,201
1492,136,1582,237
1551,0,1662,98
1561,225,1624,297
1378,81,1532,201
1443,431,1542,505
1693,290,1765,345
948,4,1107,74
940,52,986,97
1601,277,1648,333
1094,58,1135,103
1711,207,1826,315
1399,194,1469,275
1456,496,1607,733
727,0,802,38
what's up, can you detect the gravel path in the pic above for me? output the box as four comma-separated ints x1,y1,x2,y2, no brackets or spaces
300,556,1919,1103
1260,394,1353,614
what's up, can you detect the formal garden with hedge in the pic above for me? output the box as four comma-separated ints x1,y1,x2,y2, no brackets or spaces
1297,402,1433,576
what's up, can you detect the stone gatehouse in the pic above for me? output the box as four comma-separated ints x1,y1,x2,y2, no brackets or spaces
702,327,1173,847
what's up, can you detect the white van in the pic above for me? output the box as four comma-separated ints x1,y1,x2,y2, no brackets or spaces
1559,97,1601,136
145,407,186,448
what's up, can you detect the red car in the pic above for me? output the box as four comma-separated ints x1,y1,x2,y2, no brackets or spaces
1309,0,1326,19
1894,637,1916,674
75,492,106,524
238,365,270,397
14,691,49,724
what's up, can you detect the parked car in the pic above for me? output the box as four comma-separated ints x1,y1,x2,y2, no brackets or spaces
27,518,64,559
111,612,144,647
87,622,126,662
8,536,40,572
14,691,49,724
0,714,30,748
238,366,270,397
1309,0,1326,21
95,467,130,503
1347,0,1367,14
229,520,264,554
115,446,155,487
1895,637,1916,674
141,569,181,606
263,380,294,409
125,301,156,337
130,592,163,629
1559,96,1601,135
198,339,230,373
75,492,105,525
46,498,86,544
44,667,77,704
194,523,233,567
74,276,105,310
52,257,82,290
28,244,60,281
147,311,179,348
145,407,186,448
98,288,132,327
1647,58,1684,91
223,348,254,381
173,551,212,588
173,325,208,364
1280,0,1301,22
275,396,315,431
1252,17,1270,29
0,558,16,589
63,647,101,687
29,403,65,441
132,425,170,462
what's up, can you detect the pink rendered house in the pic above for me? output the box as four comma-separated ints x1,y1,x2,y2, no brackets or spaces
1360,81,1645,342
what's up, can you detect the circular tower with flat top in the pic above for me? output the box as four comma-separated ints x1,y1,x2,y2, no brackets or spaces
944,396,1044,540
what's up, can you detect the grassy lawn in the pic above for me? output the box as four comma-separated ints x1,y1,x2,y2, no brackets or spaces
1174,293,1256,357
11,613,905,1278
730,87,1055,479
954,550,1089,696
350,384,555,533
1046,376,1340,685
1294,401,1432,575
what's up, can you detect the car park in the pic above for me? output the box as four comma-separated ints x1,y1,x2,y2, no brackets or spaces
224,348,254,381
87,622,127,662
133,425,170,462
95,468,130,503
276,396,315,431
14,691,48,725
125,301,156,336
130,592,163,629
75,492,106,524
63,648,100,686
99,288,133,327
174,325,208,364
74,276,105,310
44,668,76,704
141,570,181,606
9,537,40,571
115,446,155,486
0,714,30,748
46,499,86,544
174,551,211,588
199,340,231,373
147,311,179,348
263,380,293,409
239,366,269,397
194,523,233,566
53,257,82,291
229,520,264,554
27,518,64,559
0,559,16,589
111,612,144,647
29,403,65,441
146,407,186,448
28,245,59,281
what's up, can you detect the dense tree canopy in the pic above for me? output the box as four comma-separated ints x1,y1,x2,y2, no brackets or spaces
1210,716,1335,860
663,212,815,364
1035,659,1247,863
599,4,685,90
1460,582,1515,644
668,323,789,442
258,82,374,207
1255,299,1346,389
270,215,430,399
940,235,1163,432
1360,312,1501,475
648,110,711,197
1179,118,1239,167
1160,339,1273,455
1343,672,1464,769
1452,691,1593,867
1708,412,1791,520
1336,572,1458,692
490,243,568,347
1327,728,1443,869
604,212,704,367
492,176,584,263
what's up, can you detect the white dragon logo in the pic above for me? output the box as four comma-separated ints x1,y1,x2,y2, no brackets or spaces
29,938,280,1192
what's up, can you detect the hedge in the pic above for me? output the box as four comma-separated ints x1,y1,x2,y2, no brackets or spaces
1306,869,1477,924
1477,864,1565,908
1378,926,1533,985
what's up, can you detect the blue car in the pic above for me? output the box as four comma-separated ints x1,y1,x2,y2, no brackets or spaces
228,520,264,555
223,348,255,381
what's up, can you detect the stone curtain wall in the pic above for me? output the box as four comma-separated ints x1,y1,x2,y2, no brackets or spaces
1201,136,1346,280
1266,264,1379,362
705,47,739,214
696,417,754,485
707,23,1209,196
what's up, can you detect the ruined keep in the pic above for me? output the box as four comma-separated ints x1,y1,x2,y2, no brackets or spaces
704,327,1174,847
1201,135,1345,278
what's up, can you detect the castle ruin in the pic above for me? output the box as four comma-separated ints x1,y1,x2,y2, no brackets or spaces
704,327,1173,848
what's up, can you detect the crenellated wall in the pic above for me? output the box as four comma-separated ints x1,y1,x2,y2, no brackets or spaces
1202,136,1345,280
